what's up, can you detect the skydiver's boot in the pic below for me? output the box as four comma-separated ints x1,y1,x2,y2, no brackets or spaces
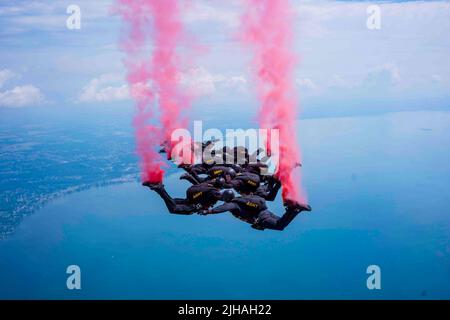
283,199,312,214
142,181,169,200
142,181,164,191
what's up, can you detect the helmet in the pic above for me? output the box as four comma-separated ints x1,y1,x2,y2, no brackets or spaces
221,190,235,202
213,177,226,188
227,168,236,179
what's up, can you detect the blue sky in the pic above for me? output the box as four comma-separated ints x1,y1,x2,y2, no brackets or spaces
0,0,449,118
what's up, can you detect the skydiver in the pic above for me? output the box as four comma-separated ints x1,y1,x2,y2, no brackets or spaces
199,190,311,231
180,164,238,185
222,171,260,192
220,170,283,201
142,179,225,215
242,159,302,201
178,154,221,184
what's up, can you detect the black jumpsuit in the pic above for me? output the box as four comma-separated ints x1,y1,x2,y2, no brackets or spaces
222,172,260,192
208,195,301,231
184,165,238,185
152,183,221,215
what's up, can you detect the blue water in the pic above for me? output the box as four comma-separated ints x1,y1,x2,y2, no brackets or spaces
0,110,449,299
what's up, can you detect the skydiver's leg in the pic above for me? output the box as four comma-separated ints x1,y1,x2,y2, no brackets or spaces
151,185,194,215
168,203,197,215
273,207,301,230
180,173,201,185
255,205,309,231
191,164,206,174
254,210,286,231
190,171,208,183
191,165,211,183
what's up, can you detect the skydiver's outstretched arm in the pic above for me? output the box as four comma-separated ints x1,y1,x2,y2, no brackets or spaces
220,179,242,189
206,202,240,215
180,173,201,185
190,167,208,183
178,164,207,183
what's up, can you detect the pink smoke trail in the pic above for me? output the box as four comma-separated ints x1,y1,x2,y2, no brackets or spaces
241,0,307,203
116,0,191,183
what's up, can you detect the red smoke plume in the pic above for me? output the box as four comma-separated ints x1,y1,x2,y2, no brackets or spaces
241,0,307,202
116,0,191,183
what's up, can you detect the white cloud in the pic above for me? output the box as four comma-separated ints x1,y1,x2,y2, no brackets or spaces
180,67,247,96
0,85,45,108
328,75,346,88
0,69,16,88
297,78,319,91
364,63,401,88
78,68,247,103
0,69,45,107
183,1,239,28
294,0,450,38
78,74,129,103
0,2,55,16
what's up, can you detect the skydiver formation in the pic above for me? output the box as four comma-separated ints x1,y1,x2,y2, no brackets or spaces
143,140,312,231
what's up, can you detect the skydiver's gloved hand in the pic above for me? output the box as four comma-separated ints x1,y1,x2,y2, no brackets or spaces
179,173,190,180
198,209,211,216
193,203,203,212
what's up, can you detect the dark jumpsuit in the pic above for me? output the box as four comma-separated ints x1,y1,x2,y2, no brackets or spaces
208,195,301,231
255,176,281,201
184,165,238,185
219,172,261,196
180,158,217,184
239,162,281,201
152,183,221,215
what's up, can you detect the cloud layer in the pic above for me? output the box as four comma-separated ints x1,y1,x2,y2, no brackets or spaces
0,69,45,108
0,0,449,112
78,74,128,103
